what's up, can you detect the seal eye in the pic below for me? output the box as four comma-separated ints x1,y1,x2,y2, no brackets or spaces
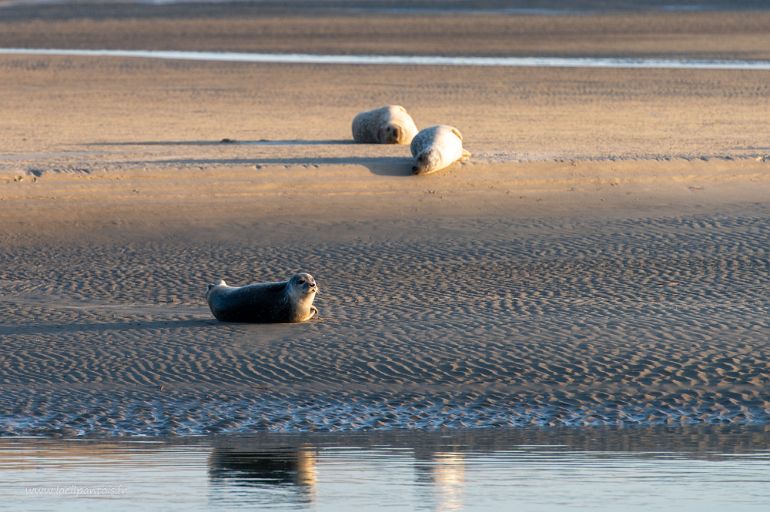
298,279,306,284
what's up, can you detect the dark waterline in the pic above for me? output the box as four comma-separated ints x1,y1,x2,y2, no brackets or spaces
2,1,770,18
2,426,770,511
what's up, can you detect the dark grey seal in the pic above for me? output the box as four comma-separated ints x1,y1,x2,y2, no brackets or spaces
206,272,318,323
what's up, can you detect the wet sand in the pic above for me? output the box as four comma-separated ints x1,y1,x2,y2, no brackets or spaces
0,2,768,435
2,207,768,434
3,1,770,60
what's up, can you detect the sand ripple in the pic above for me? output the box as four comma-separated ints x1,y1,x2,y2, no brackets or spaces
0,210,768,436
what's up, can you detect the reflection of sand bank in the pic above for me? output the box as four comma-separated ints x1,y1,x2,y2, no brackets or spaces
0,441,155,470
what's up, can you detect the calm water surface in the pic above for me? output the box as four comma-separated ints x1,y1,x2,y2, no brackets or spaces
1,427,769,511
3,48,770,70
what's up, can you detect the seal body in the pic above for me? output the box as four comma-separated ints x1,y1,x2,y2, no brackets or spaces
410,125,471,175
352,105,418,144
206,273,318,323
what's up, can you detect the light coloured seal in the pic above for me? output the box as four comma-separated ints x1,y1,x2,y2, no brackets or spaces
206,272,318,323
410,125,471,175
352,105,419,144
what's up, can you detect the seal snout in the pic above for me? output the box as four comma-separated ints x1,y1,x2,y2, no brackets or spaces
294,273,318,295
412,153,429,175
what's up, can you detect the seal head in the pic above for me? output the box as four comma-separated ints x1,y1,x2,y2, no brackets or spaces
379,124,405,144
412,148,443,175
410,125,470,175
287,272,318,313
352,105,419,145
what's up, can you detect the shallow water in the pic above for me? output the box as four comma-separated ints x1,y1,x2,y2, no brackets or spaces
2,427,769,511
0,0,764,14
3,48,770,70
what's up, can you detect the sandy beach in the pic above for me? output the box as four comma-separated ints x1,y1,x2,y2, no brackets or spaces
0,1,768,435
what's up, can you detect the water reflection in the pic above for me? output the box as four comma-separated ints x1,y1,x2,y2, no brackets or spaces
1,426,769,511
3,48,770,71
208,443,317,505
426,452,465,512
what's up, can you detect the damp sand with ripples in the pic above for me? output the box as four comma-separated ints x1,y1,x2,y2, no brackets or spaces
0,1,768,436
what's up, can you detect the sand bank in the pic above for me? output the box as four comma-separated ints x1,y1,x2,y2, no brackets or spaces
1,199,768,434
1,152,767,435
0,5,768,435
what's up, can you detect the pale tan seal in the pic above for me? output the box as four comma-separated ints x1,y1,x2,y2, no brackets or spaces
206,272,318,323
352,105,419,144
410,124,471,175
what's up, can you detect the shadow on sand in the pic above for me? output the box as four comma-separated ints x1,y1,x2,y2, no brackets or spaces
88,139,355,147
122,156,414,176
89,139,415,176
0,318,218,337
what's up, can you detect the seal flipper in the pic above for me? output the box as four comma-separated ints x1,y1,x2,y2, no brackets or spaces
461,149,471,161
